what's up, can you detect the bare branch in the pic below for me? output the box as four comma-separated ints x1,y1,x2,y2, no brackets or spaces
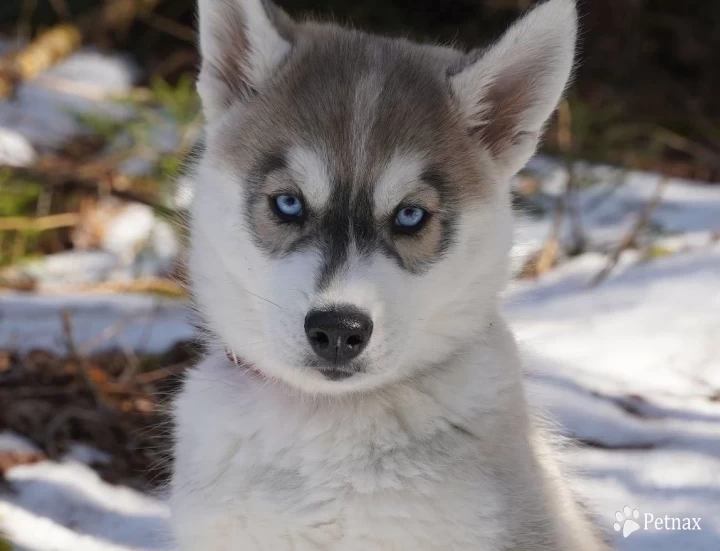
590,177,668,286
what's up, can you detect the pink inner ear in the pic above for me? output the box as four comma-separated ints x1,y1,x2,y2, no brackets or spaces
471,68,535,157
448,0,577,171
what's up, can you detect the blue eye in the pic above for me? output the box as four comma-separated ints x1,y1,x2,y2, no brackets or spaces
273,194,304,221
394,206,427,233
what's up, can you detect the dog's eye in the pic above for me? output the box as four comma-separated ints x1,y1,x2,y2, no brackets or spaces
271,194,305,222
393,206,428,234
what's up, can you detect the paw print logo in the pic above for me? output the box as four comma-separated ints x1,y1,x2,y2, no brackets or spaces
614,506,641,538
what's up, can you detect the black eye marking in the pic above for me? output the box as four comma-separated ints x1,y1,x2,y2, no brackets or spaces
256,149,287,178
420,165,451,200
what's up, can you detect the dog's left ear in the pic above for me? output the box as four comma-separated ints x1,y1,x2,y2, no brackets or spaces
449,0,577,180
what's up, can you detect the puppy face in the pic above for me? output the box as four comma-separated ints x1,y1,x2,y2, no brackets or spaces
190,0,576,393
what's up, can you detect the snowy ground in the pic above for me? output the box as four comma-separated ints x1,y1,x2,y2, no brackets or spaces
0,293,193,356
514,247,720,551
0,444,170,551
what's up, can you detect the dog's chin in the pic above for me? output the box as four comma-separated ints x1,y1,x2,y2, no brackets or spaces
243,355,403,396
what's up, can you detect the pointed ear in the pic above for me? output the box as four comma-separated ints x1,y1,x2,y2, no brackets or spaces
449,0,577,179
197,0,293,121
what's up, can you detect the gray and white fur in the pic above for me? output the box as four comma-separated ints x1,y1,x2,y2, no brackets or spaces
170,0,612,549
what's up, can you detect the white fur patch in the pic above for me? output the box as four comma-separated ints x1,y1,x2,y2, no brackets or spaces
240,0,291,87
286,146,332,207
372,152,426,215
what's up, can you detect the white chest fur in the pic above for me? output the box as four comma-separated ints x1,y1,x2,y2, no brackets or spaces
167,324,608,551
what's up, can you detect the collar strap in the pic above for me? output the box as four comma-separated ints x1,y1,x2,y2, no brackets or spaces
225,349,267,379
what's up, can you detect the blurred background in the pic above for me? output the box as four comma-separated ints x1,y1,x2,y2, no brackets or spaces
0,2,718,551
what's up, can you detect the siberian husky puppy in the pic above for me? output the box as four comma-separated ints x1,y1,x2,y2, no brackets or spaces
170,0,610,549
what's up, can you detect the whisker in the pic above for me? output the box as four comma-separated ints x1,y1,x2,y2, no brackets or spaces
196,224,286,310
231,280,285,310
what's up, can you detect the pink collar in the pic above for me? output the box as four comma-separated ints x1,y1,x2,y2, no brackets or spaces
225,349,267,379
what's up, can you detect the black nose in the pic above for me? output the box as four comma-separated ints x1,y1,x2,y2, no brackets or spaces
304,307,373,364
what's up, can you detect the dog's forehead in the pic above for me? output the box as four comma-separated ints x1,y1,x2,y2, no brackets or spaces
220,28,468,183
284,33,455,168
283,145,429,209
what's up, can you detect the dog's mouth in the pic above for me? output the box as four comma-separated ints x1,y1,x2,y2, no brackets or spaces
303,353,366,381
318,370,356,381
226,349,361,382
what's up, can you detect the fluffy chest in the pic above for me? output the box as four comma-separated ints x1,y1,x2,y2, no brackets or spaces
173,432,507,551
170,369,514,550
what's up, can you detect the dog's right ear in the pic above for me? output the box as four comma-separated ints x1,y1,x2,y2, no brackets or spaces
197,0,292,121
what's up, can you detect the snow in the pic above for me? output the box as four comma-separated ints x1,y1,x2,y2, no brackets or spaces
0,128,37,167
0,48,137,164
509,244,720,399
511,244,720,550
0,433,39,455
0,294,194,355
18,251,123,287
572,446,720,551
0,457,170,551
7,203,181,290
513,158,720,270
101,203,179,277
1,167,719,549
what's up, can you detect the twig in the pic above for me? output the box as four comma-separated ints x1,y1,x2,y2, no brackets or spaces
139,12,196,43
0,24,81,97
134,362,187,384
152,49,197,79
79,310,159,356
653,126,720,171
519,182,566,279
34,75,153,103
521,100,589,279
535,197,565,277
48,0,70,20
590,177,669,286
0,212,80,232
557,100,586,255
565,166,587,255
117,337,142,385
61,310,102,407
45,277,185,297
